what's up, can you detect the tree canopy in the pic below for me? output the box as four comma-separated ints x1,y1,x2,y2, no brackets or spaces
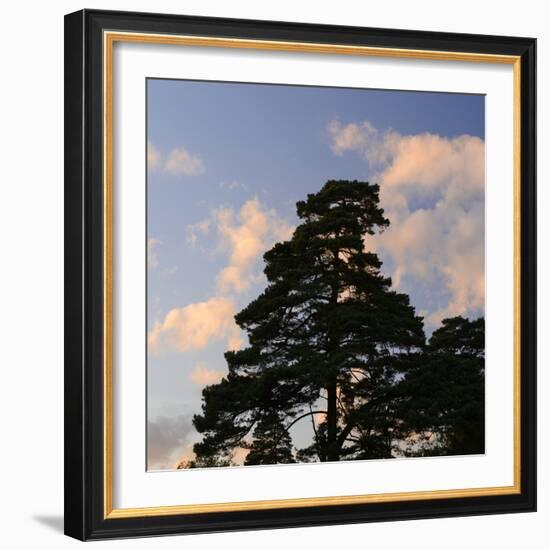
396,316,485,456
188,180,485,467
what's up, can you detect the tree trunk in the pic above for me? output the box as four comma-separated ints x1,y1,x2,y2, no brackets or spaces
326,379,338,461
325,246,341,462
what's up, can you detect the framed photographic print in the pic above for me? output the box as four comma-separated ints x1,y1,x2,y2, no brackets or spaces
64,9,536,541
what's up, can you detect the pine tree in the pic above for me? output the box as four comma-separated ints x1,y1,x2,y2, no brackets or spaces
397,316,485,456
192,180,425,465
244,411,295,465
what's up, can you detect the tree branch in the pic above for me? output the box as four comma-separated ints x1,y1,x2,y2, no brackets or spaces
285,410,328,433
270,409,328,453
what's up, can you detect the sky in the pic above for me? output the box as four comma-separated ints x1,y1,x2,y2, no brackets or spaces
146,78,485,470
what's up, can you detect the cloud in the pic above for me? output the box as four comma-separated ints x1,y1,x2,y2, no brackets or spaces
219,180,248,191
148,414,193,470
328,119,485,328
148,141,161,171
148,198,290,355
148,237,161,269
147,143,205,177
214,198,294,294
164,146,205,176
227,324,245,351
190,362,225,385
328,119,399,166
148,296,238,354
186,219,211,248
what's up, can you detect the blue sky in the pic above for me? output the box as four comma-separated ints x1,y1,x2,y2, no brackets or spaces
146,79,485,469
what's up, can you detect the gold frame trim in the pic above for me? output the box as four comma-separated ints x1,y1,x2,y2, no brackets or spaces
103,31,522,519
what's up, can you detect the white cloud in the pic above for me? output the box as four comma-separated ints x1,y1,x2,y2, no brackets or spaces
148,237,161,269
164,146,205,176
148,296,238,354
186,219,211,248
328,119,399,166
147,414,193,470
219,180,248,191
328,119,485,327
147,143,205,177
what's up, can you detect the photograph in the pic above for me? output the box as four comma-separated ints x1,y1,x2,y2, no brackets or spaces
146,79,486,471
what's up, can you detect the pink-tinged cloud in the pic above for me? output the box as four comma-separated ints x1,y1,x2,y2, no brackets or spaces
148,296,239,354
174,443,250,469
190,362,225,385
174,445,197,469
232,446,250,466
164,146,205,176
216,199,294,293
199,198,294,294
149,199,287,356
147,141,161,171
328,119,485,327
227,324,245,351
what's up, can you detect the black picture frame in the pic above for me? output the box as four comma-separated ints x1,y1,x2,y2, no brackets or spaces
64,8,537,541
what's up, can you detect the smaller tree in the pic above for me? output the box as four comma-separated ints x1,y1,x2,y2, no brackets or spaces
397,316,485,456
178,452,234,469
244,411,295,465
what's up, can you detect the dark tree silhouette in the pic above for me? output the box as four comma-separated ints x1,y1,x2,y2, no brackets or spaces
396,316,485,456
192,180,425,465
243,411,295,465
